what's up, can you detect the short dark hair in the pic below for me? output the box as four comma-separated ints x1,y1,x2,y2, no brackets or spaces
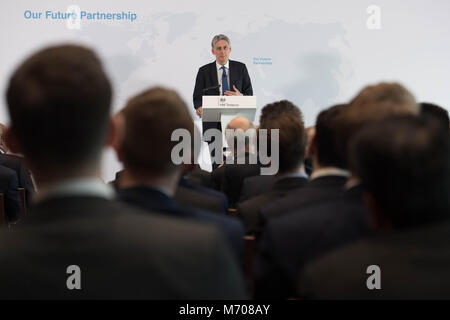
420,102,449,130
259,100,306,173
259,99,303,126
6,45,112,170
120,87,194,177
349,115,450,229
314,104,346,168
336,82,419,168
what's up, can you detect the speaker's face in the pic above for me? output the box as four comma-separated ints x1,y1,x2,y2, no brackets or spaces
212,40,231,66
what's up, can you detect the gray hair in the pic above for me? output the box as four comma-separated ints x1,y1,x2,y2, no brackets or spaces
211,34,230,48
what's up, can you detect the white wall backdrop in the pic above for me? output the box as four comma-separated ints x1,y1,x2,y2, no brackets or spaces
1,0,449,180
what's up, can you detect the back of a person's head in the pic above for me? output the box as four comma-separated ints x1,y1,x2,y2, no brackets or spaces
120,87,194,178
420,102,450,130
259,99,302,126
314,104,346,169
349,115,450,229
337,82,419,167
6,44,111,171
259,100,306,173
227,116,254,132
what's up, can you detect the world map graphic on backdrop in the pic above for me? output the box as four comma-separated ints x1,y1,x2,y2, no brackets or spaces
69,10,350,173
76,11,349,123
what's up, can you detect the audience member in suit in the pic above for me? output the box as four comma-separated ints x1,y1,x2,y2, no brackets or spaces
239,174,279,203
178,162,228,214
176,176,228,214
112,87,245,260
0,45,246,299
112,167,228,215
259,104,349,229
420,102,449,131
254,82,421,299
299,116,450,299
0,165,21,224
237,100,309,235
211,116,261,207
186,164,212,187
0,123,35,204
238,102,313,204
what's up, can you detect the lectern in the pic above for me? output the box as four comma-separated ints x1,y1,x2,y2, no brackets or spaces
202,96,257,151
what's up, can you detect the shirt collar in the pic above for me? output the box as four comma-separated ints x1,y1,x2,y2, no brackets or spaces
34,177,115,203
310,167,350,180
277,166,309,179
216,61,229,70
281,172,309,179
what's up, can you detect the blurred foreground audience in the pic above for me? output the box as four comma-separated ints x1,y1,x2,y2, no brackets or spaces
258,104,349,235
113,87,245,260
299,115,450,299
237,100,308,234
420,102,449,131
0,42,449,300
0,45,246,299
254,82,419,299
0,123,35,205
238,101,307,202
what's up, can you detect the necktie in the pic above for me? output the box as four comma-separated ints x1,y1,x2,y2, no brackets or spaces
221,66,229,95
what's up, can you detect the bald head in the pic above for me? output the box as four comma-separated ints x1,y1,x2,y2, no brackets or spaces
226,116,254,131
225,117,255,156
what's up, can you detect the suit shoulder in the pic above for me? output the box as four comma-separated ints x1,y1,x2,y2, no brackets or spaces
115,201,217,237
230,60,247,68
243,175,271,188
239,192,263,212
0,165,16,179
198,61,215,72
196,209,243,229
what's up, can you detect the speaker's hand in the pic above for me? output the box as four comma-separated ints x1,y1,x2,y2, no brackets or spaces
225,85,242,96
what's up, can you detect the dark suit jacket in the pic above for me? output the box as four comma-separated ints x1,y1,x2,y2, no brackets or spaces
193,60,253,133
299,220,450,299
239,175,279,203
237,176,309,235
0,165,21,224
186,165,212,188
178,176,228,213
0,195,246,299
176,184,227,215
109,170,228,214
118,186,244,260
0,153,34,204
211,155,262,208
254,185,371,299
259,175,348,226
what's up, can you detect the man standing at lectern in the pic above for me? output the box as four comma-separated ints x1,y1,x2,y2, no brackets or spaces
193,34,253,169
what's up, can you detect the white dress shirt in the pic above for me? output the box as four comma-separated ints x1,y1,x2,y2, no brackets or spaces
310,167,350,180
